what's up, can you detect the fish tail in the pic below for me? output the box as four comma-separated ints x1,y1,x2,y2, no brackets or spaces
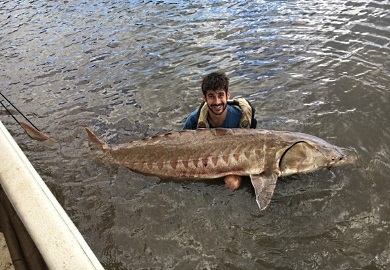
19,121,57,142
85,127,109,150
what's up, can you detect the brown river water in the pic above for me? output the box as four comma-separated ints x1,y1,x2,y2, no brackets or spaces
1,1,389,269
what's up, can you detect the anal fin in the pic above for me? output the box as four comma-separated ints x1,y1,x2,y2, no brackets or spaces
250,173,278,211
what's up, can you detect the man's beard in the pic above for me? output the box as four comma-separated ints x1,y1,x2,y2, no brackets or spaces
207,102,227,116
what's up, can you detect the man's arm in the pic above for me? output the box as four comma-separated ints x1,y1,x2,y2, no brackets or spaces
183,110,199,130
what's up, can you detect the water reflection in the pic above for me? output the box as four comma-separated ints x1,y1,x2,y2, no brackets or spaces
1,0,389,269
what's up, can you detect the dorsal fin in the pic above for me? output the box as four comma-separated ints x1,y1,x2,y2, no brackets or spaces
85,127,109,150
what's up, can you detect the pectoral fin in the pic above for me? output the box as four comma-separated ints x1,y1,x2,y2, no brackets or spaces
250,173,278,210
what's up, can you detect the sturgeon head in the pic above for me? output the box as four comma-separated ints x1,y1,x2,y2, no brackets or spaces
279,135,356,176
252,132,357,210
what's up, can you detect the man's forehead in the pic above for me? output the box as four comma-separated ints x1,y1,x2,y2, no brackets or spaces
205,89,227,95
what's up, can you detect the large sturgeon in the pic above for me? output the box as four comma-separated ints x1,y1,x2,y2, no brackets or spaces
85,128,356,210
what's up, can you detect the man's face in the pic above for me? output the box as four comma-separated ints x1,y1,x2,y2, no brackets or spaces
203,89,230,116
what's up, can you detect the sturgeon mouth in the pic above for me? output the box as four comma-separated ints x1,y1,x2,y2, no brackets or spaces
334,147,358,167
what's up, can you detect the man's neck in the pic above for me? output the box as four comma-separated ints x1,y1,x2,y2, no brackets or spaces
208,108,228,128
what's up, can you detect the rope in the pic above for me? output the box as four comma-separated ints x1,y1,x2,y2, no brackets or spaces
0,92,41,131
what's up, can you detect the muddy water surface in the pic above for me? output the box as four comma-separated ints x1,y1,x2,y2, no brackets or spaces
1,1,389,269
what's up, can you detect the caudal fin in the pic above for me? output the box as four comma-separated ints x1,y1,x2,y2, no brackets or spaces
85,127,109,150
20,121,57,142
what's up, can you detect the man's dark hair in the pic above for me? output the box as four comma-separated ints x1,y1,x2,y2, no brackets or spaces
201,72,229,95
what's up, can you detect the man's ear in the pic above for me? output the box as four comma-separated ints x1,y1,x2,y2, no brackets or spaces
202,95,206,102
227,90,231,99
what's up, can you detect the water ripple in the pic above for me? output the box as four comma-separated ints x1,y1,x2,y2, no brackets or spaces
1,0,389,269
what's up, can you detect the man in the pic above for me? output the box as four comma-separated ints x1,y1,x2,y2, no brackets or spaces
183,71,257,190
183,71,257,130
